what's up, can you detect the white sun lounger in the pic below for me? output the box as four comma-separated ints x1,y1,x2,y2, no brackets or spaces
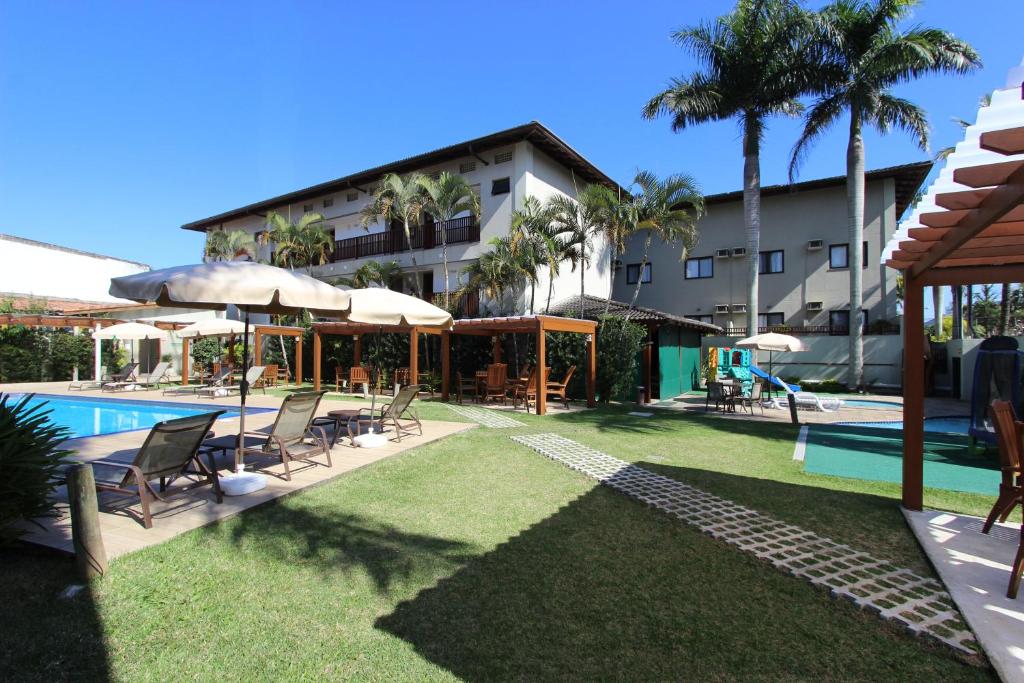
772,390,843,413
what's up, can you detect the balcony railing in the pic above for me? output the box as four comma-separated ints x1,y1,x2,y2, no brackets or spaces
332,216,480,262
430,289,480,319
720,324,897,337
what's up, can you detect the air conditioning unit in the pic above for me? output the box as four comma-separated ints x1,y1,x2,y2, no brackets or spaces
806,301,824,311
714,304,731,314
715,248,731,259
732,303,747,313
731,247,747,258
807,239,824,251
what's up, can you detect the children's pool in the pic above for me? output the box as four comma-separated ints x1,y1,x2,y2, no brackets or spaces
6,393,244,439
842,399,902,409
835,416,970,435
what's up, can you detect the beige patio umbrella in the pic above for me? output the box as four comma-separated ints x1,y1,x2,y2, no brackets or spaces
340,288,453,447
175,318,248,338
735,332,805,396
110,261,352,494
94,321,168,368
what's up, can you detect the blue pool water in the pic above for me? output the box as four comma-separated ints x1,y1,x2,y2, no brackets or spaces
8,394,243,439
842,398,903,409
836,416,971,435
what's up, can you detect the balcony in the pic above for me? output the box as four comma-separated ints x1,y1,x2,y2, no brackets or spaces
331,216,480,262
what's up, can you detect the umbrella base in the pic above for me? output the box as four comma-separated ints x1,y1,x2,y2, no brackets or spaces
353,430,387,449
220,471,268,496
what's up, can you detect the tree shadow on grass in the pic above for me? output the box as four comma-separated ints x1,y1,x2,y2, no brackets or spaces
223,502,474,594
0,545,110,682
374,484,987,681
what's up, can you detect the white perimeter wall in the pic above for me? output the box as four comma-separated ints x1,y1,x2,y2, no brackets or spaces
0,236,148,303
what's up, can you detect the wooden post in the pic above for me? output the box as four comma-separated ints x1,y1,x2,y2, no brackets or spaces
295,333,303,386
441,331,450,400
536,324,546,415
94,323,102,381
181,337,190,385
586,329,596,408
313,330,321,392
492,335,502,364
409,328,419,388
67,464,107,580
253,329,262,367
903,276,925,511
354,335,362,366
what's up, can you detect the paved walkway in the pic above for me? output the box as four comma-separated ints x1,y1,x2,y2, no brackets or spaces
446,404,525,428
511,433,979,656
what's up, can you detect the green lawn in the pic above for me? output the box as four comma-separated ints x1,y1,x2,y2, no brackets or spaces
1,401,994,680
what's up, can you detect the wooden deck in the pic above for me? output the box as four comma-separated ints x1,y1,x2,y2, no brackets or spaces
4,383,473,559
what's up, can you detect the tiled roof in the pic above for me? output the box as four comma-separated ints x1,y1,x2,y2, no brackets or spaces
547,294,722,333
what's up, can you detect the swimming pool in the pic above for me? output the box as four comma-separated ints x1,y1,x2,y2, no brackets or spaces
8,394,249,439
842,398,903,409
835,416,970,435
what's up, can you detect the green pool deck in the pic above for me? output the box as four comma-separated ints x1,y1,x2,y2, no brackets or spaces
803,424,1000,496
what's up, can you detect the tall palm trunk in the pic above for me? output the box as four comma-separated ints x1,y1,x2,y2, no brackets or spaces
579,262,586,318
629,234,653,310
999,282,1012,334
603,246,617,317
440,224,450,308
743,116,761,335
404,218,423,299
847,110,865,391
546,268,555,313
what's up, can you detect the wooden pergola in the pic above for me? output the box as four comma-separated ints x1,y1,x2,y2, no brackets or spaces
885,85,1024,510
447,315,597,415
310,321,443,393
180,324,305,386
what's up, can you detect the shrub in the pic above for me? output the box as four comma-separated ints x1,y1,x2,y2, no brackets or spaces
595,316,645,402
190,337,221,370
0,394,72,542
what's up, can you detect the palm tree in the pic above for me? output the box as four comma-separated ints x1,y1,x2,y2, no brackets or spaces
336,260,404,289
935,94,991,161
266,211,331,272
509,196,557,314
546,184,617,318
460,237,522,316
627,170,704,310
790,0,980,389
600,193,638,316
204,229,258,262
644,0,814,335
416,172,480,308
361,173,426,297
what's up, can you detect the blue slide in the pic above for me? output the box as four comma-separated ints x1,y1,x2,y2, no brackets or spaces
750,365,800,392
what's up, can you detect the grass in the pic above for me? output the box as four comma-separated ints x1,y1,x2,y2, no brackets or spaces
1,400,996,680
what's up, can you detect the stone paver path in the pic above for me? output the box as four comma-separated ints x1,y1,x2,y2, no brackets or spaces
511,433,978,655
447,404,525,428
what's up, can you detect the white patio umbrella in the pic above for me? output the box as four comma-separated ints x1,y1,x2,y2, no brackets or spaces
340,288,453,448
735,332,805,395
176,318,248,338
94,322,168,367
111,261,352,494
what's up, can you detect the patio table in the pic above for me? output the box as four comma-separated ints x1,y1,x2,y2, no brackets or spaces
311,409,362,448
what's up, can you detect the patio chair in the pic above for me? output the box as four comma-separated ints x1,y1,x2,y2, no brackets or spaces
731,381,765,416
483,364,508,404
511,367,539,411
455,371,478,404
349,366,371,395
355,384,423,443
75,363,136,391
546,365,576,409
394,367,411,389
197,366,265,398
264,363,279,387
988,400,1024,599
87,410,225,528
205,390,331,481
165,366,232,396
68,365,109,391
103,362,163,392
705,381,727,412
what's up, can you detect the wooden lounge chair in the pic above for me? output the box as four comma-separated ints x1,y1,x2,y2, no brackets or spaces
483,364,508,404
455,371,477,404
510,367,539,411
197,366,265,398
988,400,1024,599
545,365,576,409
348,366,371,395
354,384,422,443
205,390,331,481
87,410,225,528
264,363,279,387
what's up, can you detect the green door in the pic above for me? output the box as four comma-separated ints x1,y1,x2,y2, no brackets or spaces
658,326,702,398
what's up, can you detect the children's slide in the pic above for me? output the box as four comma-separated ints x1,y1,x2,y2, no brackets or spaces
750,365,800,393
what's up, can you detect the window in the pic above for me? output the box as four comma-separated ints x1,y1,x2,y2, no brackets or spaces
459,161,476,174
758,250,784,274
758,312,785,328
829,309,869,335
322,198,333,208
688,314,714,324
625,263,651,285
491,177,511,195
684,256,713,279
829,242,869,269
494,151,513,164
346,191,358,202
302,203,313,213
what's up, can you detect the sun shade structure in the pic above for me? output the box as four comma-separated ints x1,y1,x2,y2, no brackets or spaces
94,321,168,367
110,262,352,495
882,68,1024,510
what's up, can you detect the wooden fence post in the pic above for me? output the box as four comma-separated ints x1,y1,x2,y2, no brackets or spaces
67,464,107,579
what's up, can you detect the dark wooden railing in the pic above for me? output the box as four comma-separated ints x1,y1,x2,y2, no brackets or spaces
720,324,897,337
431,289,480,319
332,217,479,262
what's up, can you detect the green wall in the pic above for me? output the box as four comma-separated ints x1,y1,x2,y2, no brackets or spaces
658,326,702,397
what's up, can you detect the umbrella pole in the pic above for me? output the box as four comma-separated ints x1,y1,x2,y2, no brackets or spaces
236,313,250,473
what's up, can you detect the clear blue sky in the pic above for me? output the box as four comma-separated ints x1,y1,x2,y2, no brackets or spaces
1,1,1021,269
